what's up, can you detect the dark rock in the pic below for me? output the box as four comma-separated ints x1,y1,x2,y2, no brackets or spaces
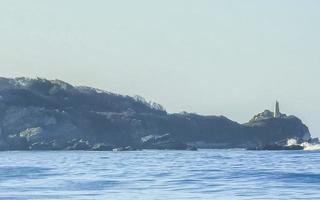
67,139,91,150
50,139,69,150
308,138,319,144
141,133,190,150
247,144,304,151
6,134,28,150
91,143,113,151
112,146,137,151
0,140,9,151
187,146,198,151
29,142,53,150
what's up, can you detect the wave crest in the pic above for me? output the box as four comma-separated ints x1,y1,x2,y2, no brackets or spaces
286,138,320,151
302,142,320,151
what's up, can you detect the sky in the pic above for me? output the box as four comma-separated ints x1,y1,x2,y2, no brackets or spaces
0,0,320,136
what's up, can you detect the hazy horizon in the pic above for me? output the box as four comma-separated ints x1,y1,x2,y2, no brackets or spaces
1,0,320,136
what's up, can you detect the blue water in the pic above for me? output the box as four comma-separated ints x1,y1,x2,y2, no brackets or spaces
0,150,319,200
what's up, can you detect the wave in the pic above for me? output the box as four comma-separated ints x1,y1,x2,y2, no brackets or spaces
286,138,320,151
302,142,320,151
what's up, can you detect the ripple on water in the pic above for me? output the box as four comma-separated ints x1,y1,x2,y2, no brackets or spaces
0,150,320,200
0,166,58,179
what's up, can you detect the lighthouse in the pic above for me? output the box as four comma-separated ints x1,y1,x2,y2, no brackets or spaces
274,101,281,118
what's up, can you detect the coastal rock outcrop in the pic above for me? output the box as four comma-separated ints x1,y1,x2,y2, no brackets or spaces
141,133,195,150
244,110,311,144
0,77,312,150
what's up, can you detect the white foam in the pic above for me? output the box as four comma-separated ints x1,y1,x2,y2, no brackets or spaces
287,138,298,146
286,138,320,151
302,142,320,151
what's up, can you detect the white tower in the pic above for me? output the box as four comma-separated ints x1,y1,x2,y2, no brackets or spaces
274,101,280,118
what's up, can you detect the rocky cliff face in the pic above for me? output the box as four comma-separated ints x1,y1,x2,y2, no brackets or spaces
0,77,312,150
243,110,311,147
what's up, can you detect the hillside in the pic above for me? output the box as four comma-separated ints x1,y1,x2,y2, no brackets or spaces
0,77,311,150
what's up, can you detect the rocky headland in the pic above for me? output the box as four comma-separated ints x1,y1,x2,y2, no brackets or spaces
0,77,312,151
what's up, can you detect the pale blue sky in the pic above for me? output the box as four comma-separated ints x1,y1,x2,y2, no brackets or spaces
1,0,320,136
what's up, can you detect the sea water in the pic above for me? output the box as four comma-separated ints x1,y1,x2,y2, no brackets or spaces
0,150,319,200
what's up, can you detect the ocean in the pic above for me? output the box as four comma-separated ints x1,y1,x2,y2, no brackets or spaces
0,150,319,200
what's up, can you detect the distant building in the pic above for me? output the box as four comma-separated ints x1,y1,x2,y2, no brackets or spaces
274,101,281,118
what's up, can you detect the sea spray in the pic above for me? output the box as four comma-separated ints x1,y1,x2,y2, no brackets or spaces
287,138,299,146
302,142,320,151
286,138,320,151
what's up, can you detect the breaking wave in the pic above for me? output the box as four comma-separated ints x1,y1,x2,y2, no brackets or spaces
287,138,320,151
302,142,320,151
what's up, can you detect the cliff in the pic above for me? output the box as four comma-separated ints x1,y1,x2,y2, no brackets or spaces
0,77,311,150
